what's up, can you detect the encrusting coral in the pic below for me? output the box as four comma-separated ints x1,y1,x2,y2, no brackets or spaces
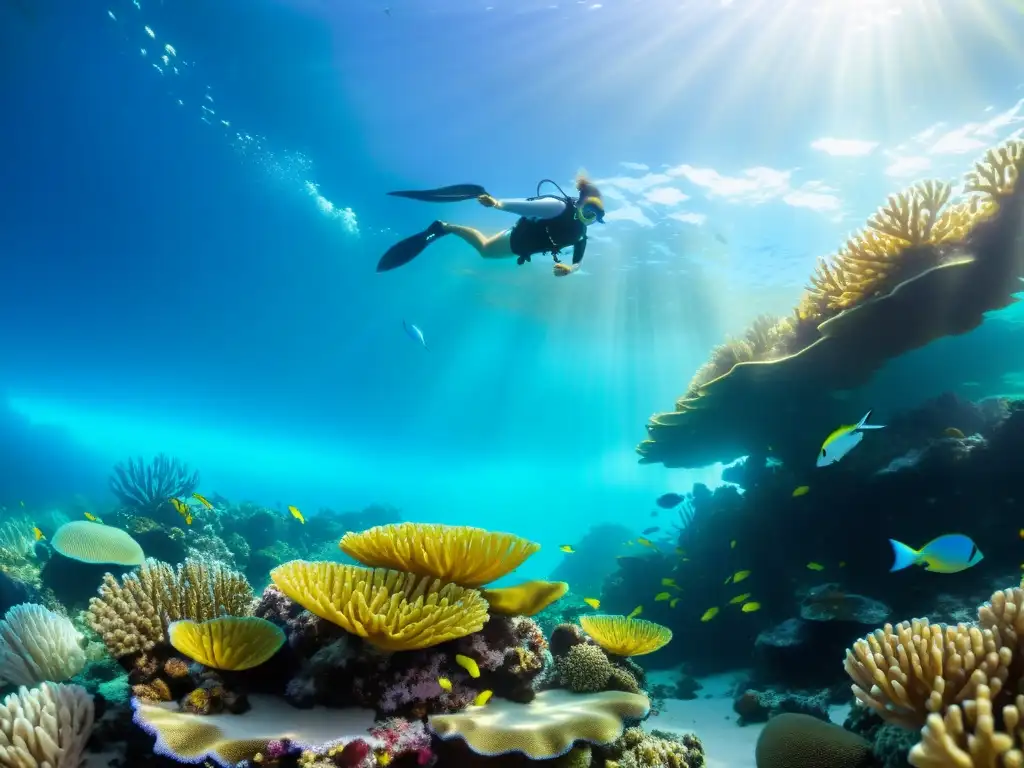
87,557,254,658
638,137,1024,469
0,603,86,686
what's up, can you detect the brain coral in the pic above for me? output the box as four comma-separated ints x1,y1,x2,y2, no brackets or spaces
0,604,86,685
557,643,613,693
755,713,873,768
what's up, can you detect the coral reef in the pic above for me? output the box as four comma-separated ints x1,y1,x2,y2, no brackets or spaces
637,138,1024,469
0,682,95,768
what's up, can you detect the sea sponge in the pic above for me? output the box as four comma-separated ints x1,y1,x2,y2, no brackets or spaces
339,523,540,588
610,727,705,768
429,689,650,759
580,615,673,657
557,644,612,693
844,618,1009,729
132,694,380,768
50,520,145,566
481,580,568,616
0,682,95,768
168,616,286,671
87,557,254,658
909,682,1022,767
270,560,488,651
755,713,872,768
0,604,86,685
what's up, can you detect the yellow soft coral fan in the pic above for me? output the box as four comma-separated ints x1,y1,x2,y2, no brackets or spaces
87,558,255,658
339,523,540,588
844,619,1011,730
270,560,489,651
481,580,568,616
580,615,673,657
168,617,285,671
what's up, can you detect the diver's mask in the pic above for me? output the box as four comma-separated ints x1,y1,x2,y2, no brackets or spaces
577,196,605,225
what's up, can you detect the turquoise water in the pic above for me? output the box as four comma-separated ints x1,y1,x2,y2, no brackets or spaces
3,0,1024,583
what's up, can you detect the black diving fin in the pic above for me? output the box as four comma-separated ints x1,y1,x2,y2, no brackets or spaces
387,183,489,202
377,221,448,272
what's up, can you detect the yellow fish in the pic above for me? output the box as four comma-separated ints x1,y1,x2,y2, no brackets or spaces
817,410,884,466
730,540,736,549
669,598,680,608
654,592,671,602
559,545,575,554
437,677,452,692
584,598,600,609
792,486,810,498
944,427,965,439
732,570,751,583
84,512,102,523
288,506,305,524
701,607,719,622
661,578,679,588
473,690,493,706
192,493,214,510
729,593,751,604
170,498,186,514
636,538,656,549
455,654,480,678
807,562,825,571
378,755,392,767
742,601,761,613
32,526,45,541
627,605,643,619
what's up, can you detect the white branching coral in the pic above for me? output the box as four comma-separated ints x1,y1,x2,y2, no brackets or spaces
0,605,85,686
0,682,95,768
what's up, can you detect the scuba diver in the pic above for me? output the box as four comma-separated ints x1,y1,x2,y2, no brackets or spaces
377,174,605,276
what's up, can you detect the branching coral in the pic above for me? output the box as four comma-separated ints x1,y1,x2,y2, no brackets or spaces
87,557,254,658
667,136,1024,403
844,619,1010,729
0,604,86,685
109,454,199,514
0,682,95,768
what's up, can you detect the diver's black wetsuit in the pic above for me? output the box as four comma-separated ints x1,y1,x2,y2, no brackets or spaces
508,197,588,267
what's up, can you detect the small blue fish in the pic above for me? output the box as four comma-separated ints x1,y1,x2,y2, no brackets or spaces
889,534,983,574
403,320,428,350
817,409,885,467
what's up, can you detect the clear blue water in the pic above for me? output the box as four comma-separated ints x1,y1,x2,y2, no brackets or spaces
3,0,1024,582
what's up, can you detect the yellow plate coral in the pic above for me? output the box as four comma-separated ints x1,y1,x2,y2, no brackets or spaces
270,560,489,651
481,580,568,616
580,615,673,657
339,523,540,588
168,617,285,671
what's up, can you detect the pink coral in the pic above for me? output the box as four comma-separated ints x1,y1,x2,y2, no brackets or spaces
334,739,370,768
370,719,434,766
265,740,291,760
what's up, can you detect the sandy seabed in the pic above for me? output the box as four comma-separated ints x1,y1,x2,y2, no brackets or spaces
647,672,851,768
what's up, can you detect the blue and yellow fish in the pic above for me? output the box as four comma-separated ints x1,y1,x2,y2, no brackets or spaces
889,534,982,574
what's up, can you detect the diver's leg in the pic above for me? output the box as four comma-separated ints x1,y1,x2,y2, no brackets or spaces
441,224,515,259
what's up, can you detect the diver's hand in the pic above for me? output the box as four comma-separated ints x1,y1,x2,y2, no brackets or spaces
553,263,576,277
478,194,499,208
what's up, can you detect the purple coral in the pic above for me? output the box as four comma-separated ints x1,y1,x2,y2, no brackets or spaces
370,719,434,766
264,740,292,760
377,653,474,714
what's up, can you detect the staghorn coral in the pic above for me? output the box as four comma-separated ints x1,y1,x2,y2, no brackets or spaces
557,643,612,693
0,682,95,768
87,557,254,658
270,560,488,651
580,615,673,657
168,616,285,671
339,523,540,588
0,603,86,685
844,618,1010,729
109,454,200,515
